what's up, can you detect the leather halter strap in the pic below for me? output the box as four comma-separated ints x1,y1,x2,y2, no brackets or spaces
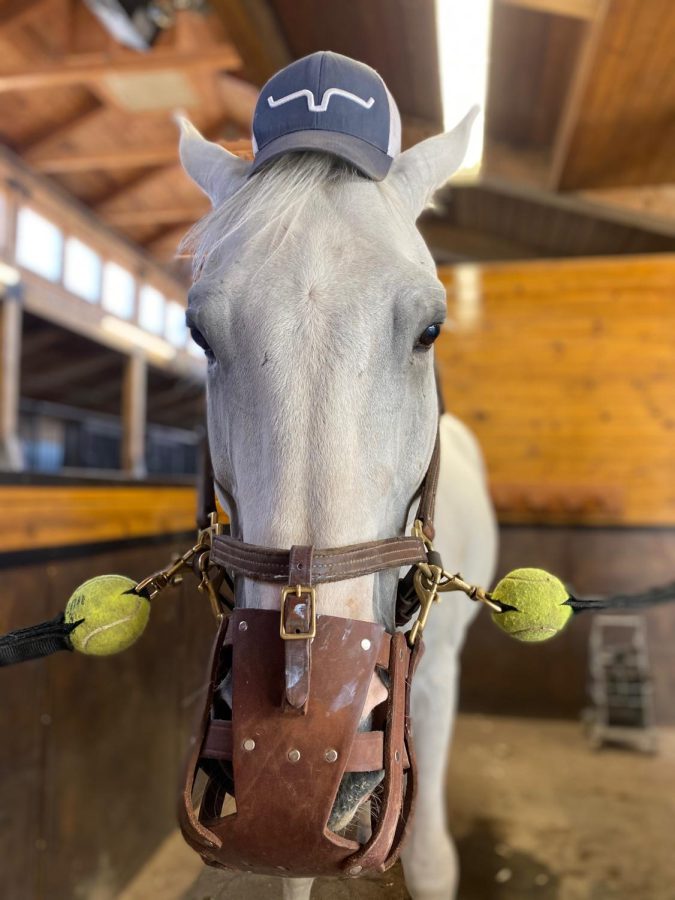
210,534,428,583
209,430,440,585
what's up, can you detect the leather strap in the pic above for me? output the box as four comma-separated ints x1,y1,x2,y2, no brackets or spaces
210,535,427,584
196,429,216,531
415,430,440,541
202,720,410,772
283,545,314,713
344,631,410,872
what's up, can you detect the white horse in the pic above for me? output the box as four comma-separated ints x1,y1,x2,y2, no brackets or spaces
178,109,497,900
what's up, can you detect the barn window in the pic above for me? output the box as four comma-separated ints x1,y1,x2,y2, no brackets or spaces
165,300,187,347
102,262,135,319
63,237,102,302
138,284,166,334
15,207,64,282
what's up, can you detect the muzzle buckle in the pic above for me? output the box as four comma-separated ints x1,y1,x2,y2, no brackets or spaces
280,585,317,640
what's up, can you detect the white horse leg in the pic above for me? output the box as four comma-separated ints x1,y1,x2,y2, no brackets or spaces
282,877,314,900
401,632,462,900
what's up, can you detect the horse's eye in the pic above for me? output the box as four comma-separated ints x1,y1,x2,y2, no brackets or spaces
416,323,442,349
189,326,214,360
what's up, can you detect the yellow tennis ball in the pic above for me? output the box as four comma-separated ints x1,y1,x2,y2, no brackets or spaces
490,568,572,642
65,575,149,656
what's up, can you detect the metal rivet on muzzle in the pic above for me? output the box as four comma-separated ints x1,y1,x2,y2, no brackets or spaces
287,748,301,763
395,750,401,763
239,621,248,631
242,738,256,752
324,748,338,763
361,638,371,651
348,865,363,877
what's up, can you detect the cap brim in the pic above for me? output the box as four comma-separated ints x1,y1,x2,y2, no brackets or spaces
248,130,392,181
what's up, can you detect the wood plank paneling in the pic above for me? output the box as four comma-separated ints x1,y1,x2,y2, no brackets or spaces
559,0,675,188
437,255,675,525
487,4,584,149
0,484,197,552
0,540,217,900
0,565,49,899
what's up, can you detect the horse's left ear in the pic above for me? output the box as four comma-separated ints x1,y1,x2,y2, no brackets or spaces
387,106,479,219
177,117,249,208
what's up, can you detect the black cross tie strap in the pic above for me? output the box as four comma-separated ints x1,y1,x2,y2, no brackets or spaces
0,612,81,667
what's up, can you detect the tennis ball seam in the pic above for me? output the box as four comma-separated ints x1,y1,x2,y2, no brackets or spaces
78,610,139,650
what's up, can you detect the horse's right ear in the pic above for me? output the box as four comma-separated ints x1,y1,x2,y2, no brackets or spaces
178,118,249,208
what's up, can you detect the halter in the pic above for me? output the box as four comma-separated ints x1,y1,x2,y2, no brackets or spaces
176,429,447,877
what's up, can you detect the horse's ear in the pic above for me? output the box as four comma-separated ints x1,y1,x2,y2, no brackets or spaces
178,117,249,208
387,106,479,219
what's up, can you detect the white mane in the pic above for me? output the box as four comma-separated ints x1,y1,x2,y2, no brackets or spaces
182,152,372,279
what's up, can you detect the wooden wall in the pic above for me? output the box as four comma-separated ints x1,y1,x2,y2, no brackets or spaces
436,255,675,725
0,538,215,900
437,256,675,526
0,481,196,553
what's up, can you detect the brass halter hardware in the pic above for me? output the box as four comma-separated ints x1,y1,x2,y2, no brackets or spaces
280,585,317,640
408,518,501,646
134,511,230,620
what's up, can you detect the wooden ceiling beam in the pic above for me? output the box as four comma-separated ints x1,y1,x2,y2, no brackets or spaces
21,105,107,158
497,0,603,19
103,205,209,227
143,226,192,258
91,117,241,211
23,352,120,395
0,44,241,94
208,0,291,86
547,0,610,189
577,185,675,228
480,174,675,238
216,74,258,130
419,217,542,263
0,0,54,29
27,139,253,174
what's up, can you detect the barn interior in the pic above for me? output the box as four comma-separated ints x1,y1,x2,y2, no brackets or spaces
1,1,674,899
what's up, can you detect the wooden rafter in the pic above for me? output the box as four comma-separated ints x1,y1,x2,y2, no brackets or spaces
26,139,253,174
480,175,675,238
547,0,610,188
419,219,542,262
0,0,53,29
208,0,291,85
91,117,247,212
497,0,603,19
23,352,120,394
0,44,241,94
103,206,209,227
578,185,675,228
143,226,192,258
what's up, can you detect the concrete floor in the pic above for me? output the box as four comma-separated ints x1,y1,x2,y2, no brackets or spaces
121,714,675,900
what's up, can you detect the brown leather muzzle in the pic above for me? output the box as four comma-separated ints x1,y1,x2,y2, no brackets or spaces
179,607,422,877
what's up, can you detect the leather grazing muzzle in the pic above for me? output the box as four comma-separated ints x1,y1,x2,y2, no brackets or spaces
179,609,423,877
178,429,439,878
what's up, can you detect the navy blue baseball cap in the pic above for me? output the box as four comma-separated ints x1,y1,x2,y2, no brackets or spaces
249,51,402,181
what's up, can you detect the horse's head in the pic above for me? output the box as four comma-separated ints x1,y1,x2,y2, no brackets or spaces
180,110,476,626
178,110,476,856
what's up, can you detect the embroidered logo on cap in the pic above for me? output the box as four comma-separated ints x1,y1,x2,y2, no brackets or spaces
267,88,375,114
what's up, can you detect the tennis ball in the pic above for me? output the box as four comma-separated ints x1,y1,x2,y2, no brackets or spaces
65,575,149,656
490,568,572,642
